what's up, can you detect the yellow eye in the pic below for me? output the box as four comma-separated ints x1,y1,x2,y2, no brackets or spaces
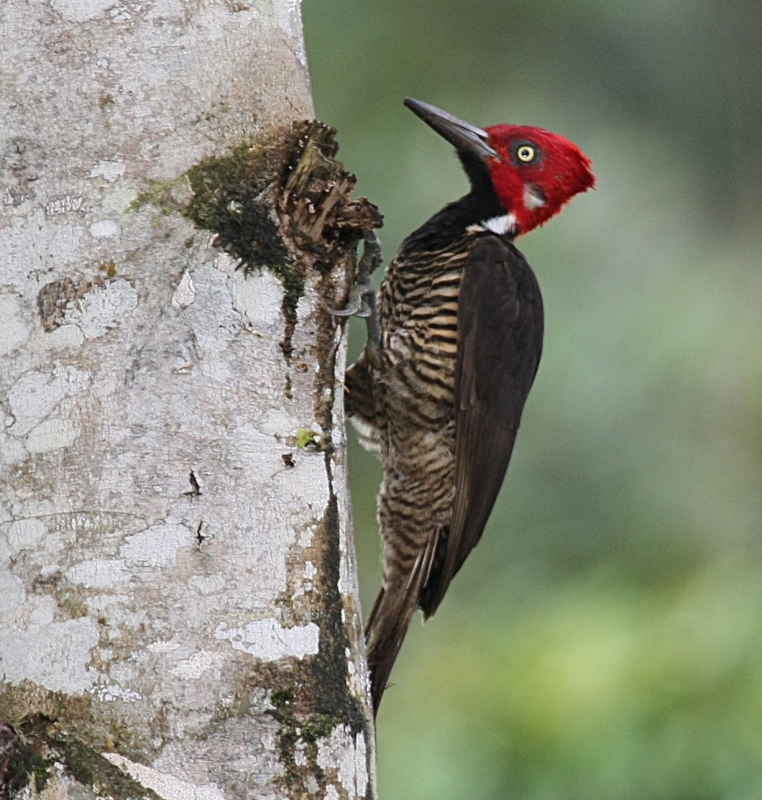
517,145,536,163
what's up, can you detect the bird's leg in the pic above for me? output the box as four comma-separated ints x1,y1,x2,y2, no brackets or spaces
329,230,383,366
330,231,382,318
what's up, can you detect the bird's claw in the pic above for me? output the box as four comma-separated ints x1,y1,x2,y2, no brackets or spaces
328,231,382,319
328,231,383,366
328,281,375,319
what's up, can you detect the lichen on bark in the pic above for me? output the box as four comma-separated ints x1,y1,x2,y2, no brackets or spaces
0,715,159,800
179,121,382,359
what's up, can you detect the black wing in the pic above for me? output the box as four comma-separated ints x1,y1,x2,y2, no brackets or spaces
420,235,543,617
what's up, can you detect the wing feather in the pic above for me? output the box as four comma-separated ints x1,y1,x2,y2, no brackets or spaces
420,235,543,617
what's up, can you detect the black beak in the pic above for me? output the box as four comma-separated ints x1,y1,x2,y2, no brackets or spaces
404,98,500,162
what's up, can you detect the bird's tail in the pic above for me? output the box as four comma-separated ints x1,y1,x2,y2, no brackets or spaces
365,528,441,715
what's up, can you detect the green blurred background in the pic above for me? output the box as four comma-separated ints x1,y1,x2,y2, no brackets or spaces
303,1,762,797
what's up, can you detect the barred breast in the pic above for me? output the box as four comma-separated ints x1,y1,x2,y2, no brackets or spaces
370,232,479,575
377,236,475,429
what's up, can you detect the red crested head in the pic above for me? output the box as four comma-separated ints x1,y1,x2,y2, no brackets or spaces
404,98,595,237
484,125,594,235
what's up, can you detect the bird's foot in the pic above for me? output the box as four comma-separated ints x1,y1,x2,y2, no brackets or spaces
328,231,382,317
328,232,383,364
327,280,376,319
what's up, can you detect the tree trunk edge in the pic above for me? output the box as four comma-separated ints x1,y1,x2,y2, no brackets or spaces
0,0,381,796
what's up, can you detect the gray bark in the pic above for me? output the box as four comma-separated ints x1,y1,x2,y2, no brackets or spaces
0,1,376,798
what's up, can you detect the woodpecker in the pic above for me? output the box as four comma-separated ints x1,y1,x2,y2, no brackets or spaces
339,98,594,715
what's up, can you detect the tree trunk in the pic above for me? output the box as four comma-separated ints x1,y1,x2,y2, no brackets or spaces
0,1,378,798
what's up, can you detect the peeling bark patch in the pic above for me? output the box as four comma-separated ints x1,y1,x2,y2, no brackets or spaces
214,618,319,660
67,278,138,338
280,122,382,256
0,618,99,693
94,684,142,703
37,276,92,332
36,274,136,336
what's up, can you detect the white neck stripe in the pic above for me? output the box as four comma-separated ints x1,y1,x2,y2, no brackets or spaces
480,213,516,235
